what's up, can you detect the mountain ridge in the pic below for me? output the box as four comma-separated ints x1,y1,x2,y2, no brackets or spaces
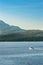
0,20,24,34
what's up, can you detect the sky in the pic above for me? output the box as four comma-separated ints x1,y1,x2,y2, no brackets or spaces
0,0,43,30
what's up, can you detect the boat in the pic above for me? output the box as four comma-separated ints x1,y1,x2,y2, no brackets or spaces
29,47,34,51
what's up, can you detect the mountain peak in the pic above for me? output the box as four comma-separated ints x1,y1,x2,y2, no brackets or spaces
0,20,23,34
0,20,9,27
0,20,5,24
0,20,9,25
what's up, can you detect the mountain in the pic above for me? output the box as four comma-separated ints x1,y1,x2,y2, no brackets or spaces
0,20,43,41
0,20,24,34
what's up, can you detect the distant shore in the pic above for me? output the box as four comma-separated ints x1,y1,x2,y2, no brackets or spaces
0,34,43,41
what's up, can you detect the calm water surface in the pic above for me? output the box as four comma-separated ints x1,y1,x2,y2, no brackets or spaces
0,42,43,65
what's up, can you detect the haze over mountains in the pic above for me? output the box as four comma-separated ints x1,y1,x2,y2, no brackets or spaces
0,20,43,41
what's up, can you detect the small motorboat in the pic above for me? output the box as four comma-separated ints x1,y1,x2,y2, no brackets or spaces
29,47,34,51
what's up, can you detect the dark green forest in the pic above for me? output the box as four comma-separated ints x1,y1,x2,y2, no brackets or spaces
0,30,43,41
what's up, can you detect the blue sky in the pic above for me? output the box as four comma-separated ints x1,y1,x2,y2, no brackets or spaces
0,0,43,30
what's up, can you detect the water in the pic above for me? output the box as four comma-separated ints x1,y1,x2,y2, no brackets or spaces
0,42,43,65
